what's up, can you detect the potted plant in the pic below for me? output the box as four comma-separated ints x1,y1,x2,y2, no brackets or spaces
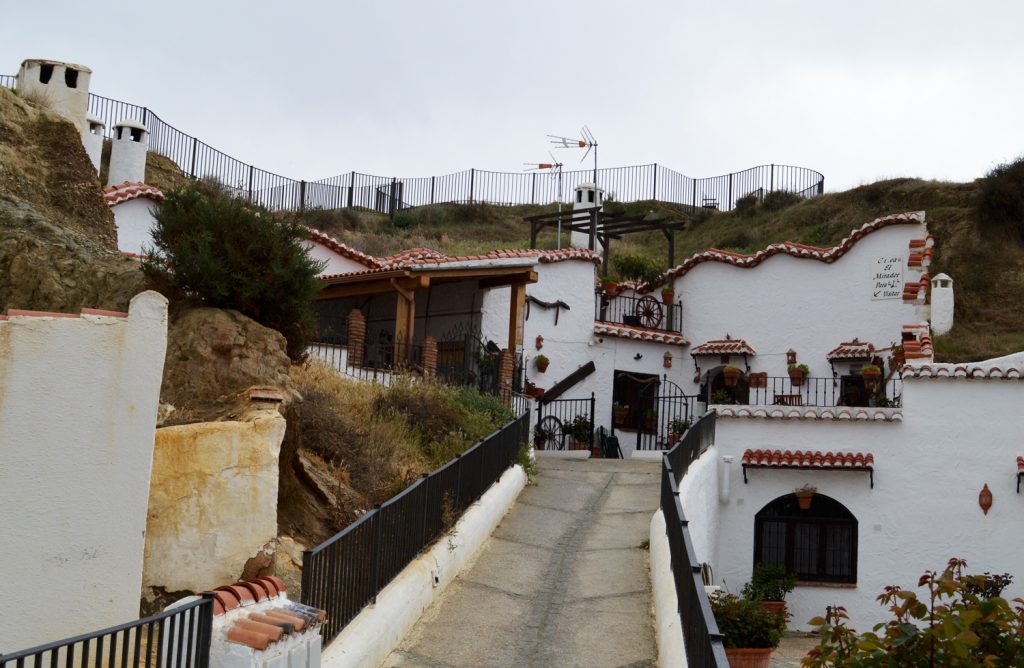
794,483,817,510
601,274,620,295
570,415,593,449
710,389,735,406
613,402,628,426
711,592,785,668
643,408,658,431
661,284,675,303
667,417,692,444
787,363,809,386
742,563,797,619
723,365,743,388
534,354,549,373
533,426,550,450
844,384,861,406
860,363,882,391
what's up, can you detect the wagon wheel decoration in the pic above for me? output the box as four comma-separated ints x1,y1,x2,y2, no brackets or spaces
634,295,664,329
537,415,565,451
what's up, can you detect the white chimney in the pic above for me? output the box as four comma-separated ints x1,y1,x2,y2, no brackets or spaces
15,59,92,132
82,114,105,174
930,273,954,336
108,119,149,186
569,182,605,250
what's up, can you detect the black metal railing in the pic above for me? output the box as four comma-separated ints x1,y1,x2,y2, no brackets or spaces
661,413,728,667
301,412,529,644
0,596,214,668
597,293,682,333
1,74,823,214
710,376,903,408
534,393,596,452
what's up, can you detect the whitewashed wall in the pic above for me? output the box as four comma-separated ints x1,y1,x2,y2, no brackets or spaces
672,222,927,391
113,198,160,255
678,444,721,565
0,292,168,652
303,241,376,277
710,371,1024,632
16,60,92,131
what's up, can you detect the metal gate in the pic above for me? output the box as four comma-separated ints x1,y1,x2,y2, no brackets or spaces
618,376,698,451
534,393,595,452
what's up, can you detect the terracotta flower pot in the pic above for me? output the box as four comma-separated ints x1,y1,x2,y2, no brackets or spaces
613,408,628,426
760,600,786,618
723,367,741,388
724,648,774,668
590,444,603,458
602,281,619,295
534,435,546,451
661,290,675,304
796,492,814,510
536,358,549,373
788,368,806,386
644,415,657,431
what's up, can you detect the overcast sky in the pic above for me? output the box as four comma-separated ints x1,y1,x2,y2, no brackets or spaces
4,1,1023,191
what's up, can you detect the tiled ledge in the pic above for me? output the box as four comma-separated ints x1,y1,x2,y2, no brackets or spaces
712,405,902,422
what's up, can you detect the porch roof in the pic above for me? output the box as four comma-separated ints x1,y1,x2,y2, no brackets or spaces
827,338,876,361
690,336,755,356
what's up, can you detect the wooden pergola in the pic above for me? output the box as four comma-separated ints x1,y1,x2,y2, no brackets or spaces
314,264,538,359
526,209,689,276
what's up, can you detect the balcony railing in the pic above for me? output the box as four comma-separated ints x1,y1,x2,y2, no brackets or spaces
596,293,683,333
709,376,903,408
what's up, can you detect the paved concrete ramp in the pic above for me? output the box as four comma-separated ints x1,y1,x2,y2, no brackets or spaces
385,458,660,668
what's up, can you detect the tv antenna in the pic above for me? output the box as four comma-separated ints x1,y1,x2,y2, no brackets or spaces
548,126,598,184
524,153,566,247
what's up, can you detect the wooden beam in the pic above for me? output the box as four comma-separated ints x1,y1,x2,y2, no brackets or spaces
394,288,415,356
414,266,535,281
478,270,538,290
313,275,427,300
508,281,526,352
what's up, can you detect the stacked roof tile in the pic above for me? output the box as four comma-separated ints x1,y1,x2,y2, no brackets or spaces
307,228,384,268
593,322,689,345
901,364,1024,380
102,181,164,207
691,336,756,356
641,211,926,290
901,323,934,362
716,405,902,421
741,449,875,470
827,339,876,361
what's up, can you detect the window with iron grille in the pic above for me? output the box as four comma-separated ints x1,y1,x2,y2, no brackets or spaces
753,494,857,584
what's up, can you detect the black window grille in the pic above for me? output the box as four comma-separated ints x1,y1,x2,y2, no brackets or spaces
753,493,857,584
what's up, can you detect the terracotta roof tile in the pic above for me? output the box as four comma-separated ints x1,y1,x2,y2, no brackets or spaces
307,228,384,268
716,405,902,422
691,336,755,355
827,339,875,361
593,322,689,345
1017,456,1024,473
644,211,926,290
102,181,164,207
901,364,1024,380
741,448,875,469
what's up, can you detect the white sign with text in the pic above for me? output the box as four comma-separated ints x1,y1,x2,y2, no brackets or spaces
871,255,904,300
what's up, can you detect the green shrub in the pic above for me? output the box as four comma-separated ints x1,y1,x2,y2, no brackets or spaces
803,558,1024,667
143,181,324,359
735,193,760,215
762,190,803,211
611,252,663,285
975,156,1024,240
711,593,785,649
742,563,797,602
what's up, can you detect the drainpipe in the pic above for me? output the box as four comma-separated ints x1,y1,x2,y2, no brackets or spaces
719,455,733,504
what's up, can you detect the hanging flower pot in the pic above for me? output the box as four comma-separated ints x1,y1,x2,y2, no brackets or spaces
794,484,817,510
661,286,675,303
723,365,742,388
788,364,808,387
601,275,620,295
860,364,882,391
643,410,657,431
535,355,549,373
613,403,628,426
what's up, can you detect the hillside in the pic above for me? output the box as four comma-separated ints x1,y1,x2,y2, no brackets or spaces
292,179,1024,363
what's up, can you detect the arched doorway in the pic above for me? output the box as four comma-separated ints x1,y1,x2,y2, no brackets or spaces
753,493,857,584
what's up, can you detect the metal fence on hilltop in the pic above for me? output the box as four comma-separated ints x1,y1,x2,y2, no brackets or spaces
661,412,729,667
300,412,530,644
1,76,825,214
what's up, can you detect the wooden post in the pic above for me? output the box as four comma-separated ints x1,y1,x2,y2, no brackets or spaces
394,287,415,363
508,281,526,354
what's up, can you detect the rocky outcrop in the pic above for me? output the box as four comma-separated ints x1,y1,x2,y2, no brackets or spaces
161,307,298,423
0,87,146,313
